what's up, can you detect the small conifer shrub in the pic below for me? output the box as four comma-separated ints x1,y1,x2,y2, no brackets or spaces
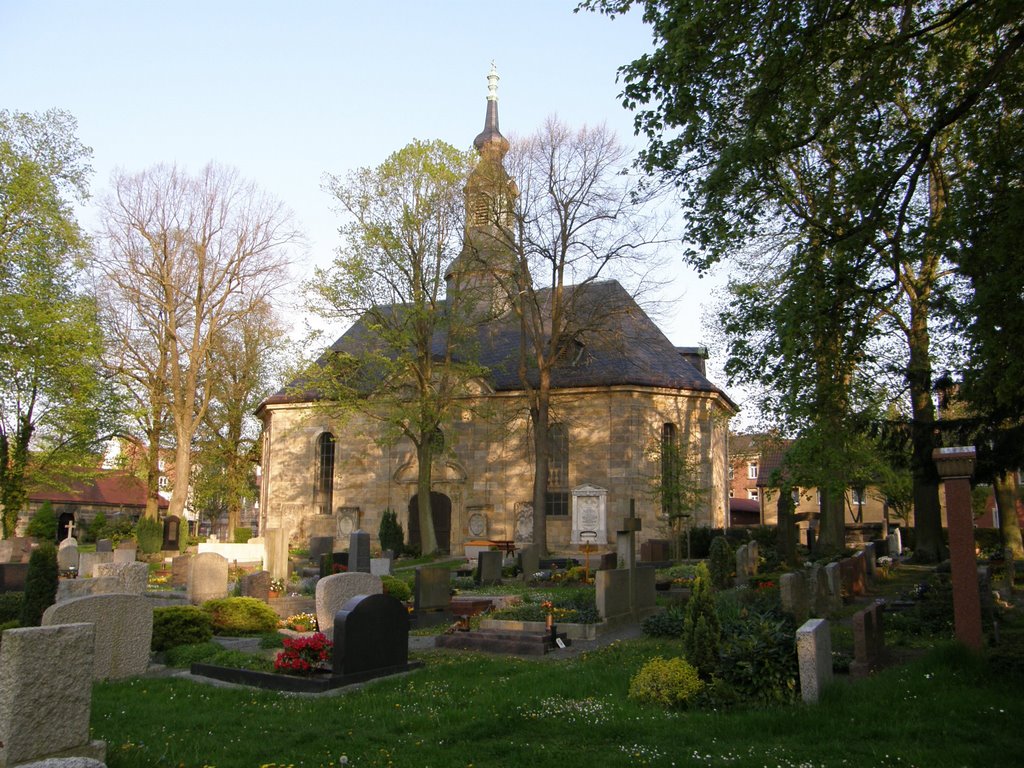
628,656,703,708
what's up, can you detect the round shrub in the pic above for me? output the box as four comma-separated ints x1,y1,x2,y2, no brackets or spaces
26,502,57,542
641,604,686,638
629,656,703,708
202,597,280,635
19,542,57,627
152,605,214,652
381,575,412,602
707,536,734,590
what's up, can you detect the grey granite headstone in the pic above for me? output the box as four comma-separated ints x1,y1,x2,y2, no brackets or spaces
863,541,877,581
370,557,393,577
77,551,113,578
887,530,902,557
747,540,759,575
349,529,371,573
113,546,137,564
242,570,272,600
309,535,334,565
95,539,113,553
780,571,809,624
518,543,540,580
187,552,229,605
414,566,451,611
58,537,78,551
808,564,832,618
57,544,80,573
477,550,503,585
171,554,193,586
42,594,153,680
796,618,833,703
734,544,749,586
824,562,843,612
314,571,382,638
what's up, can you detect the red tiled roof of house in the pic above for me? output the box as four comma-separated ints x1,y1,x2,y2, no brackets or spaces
29,471,168,509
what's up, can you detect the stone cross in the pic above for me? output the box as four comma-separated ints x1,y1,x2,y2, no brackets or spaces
618,499,642,619
65,519,76,539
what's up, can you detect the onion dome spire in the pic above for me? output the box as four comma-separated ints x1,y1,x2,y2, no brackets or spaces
473,62,510,157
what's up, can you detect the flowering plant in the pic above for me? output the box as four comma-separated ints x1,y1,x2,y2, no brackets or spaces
282,612,318,632
269,578,285,593
274,632,332,675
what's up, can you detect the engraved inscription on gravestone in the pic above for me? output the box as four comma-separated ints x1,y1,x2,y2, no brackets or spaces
513,502,533,544
571,484,607,544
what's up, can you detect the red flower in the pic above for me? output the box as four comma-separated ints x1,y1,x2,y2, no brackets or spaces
274,632,333,675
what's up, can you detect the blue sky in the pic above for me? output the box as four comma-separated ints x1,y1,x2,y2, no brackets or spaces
1,0,727,356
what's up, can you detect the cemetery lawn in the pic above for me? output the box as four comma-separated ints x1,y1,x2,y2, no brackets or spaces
91,638,1022,768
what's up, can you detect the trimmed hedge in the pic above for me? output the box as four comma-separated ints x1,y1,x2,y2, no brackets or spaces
202,597,280,635
152,605,214,652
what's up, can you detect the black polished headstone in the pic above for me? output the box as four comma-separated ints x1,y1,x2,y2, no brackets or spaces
162,515,181,551
333,593,409,676
414,566,451,611
309,535,334,564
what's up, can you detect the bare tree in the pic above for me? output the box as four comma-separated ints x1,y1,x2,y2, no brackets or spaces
485,117,671,552
95,163,298,521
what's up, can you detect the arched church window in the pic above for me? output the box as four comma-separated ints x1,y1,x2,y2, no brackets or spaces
315,432,335,515
661,423,679,519
545,423,569,516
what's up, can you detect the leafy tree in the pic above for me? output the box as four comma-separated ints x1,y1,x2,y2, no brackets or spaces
25,500,57,541
96,162,298,522
0,109,115,537
648,432,707,559
307,140,477,555
582,0,1024,561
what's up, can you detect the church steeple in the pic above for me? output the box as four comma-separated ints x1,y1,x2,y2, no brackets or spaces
445,65,521,319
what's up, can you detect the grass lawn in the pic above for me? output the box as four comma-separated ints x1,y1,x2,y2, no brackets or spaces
92,635,1022,768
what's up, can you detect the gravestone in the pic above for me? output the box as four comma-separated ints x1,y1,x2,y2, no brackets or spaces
1,537,35,563
467,510,488,539
598,551,617,571
477,550,503,585
734,544,749,587
824,562,843,612
747,540,760,575
518,543,540,581
57,543,80,574
0,563,29,591
42,594,153,680
850,602,887,677
113,544,137,564
95,538,113,553
335,506,360,540
414,566,451,611
187,552,230,605
370,557,393,577
348,529,371,573
872,538,889,558
332,593,409,676
796,618,833,703
640,539,669,562
780,572,809,624
78,550,113,578
0,623,106,766
93,561,149,594
242,570,272,600
315,571,382,637
161,515,181,551
309,535,334,565
616,535,632,570
172,554,193,586
596,566,657,620
862,542,877,581
264,528,288,581
513,502,534,544
58,536,78,551
808,564,832,618
889,527,902,556
571,484,608,544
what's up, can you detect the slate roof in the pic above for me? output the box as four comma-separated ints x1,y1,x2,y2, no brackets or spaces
260,279,734,409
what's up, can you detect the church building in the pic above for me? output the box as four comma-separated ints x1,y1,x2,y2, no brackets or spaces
256,71,736,555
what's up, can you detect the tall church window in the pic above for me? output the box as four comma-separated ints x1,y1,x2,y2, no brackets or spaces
546,423,569,516
661,423,679,519
315,432,335,515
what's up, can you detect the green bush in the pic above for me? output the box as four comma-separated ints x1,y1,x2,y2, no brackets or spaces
88,511,109,543
152,606,214,652
0,592,24,623
718,610,798,705
202,597,280,635
683,562,720,680
165,641,222,667
26,502,58,542
641,604,686,638
233,527,252,544
628,656,703,708
19,542,58,627
378,509,404,555
707,536,734,590
135,516,163,554
381,575,412,602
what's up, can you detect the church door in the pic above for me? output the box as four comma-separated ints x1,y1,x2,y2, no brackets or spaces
57,512,76,543
407,492,451,554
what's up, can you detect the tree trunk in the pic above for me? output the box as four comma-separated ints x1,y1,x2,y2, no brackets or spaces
907,305,945,563
0,416,33,538
167,436,192,521
416,441,438,555
530,387,550,556
995,471,1024,560
143,430,162,520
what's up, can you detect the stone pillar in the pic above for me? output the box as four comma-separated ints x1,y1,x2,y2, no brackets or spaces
933,446,983,651
265,528,288,582
796,618,833,703
349,529,371,573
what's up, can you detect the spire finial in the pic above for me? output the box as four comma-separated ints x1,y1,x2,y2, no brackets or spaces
487,62,499,102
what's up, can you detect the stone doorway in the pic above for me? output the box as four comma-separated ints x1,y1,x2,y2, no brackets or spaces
407,492,451,554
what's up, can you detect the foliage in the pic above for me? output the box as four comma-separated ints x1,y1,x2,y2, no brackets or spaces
648,435,707,558
134,516,162,554
202,597,280,636
18,541,57,626
0,109,115,538
717,609,799,706
163,641,222,667
628,656,703,709
151,606,214,652
164,641,274,672
378,509,404,556
707,536,733,590
0,591,23,623
25,501,57,541
887,577,955,641
490,589,599,624
683,562,720,679
688,526,749,558
88,510,108,543
380,575,412,602
274,632,332,675
308,140,476,556
282,613,318,632
233,527,253,544
641,604,686,638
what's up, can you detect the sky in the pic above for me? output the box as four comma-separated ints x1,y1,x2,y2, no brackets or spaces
1,1,734,393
